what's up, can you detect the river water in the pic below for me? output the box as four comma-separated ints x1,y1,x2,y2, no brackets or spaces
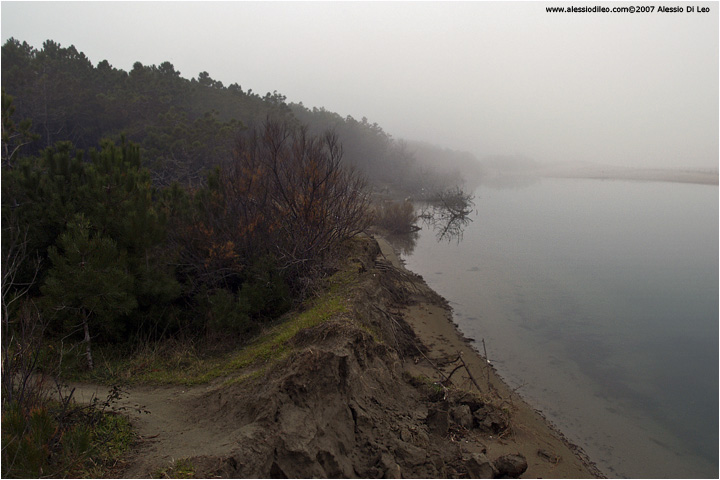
393,177,718,478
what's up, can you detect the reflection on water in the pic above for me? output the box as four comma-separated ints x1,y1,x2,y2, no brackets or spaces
386,230,419,257
417,188,475,243
389,191,475,255
419,206,474,243
394,178,718,478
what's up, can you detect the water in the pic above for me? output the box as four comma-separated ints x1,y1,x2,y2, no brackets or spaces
395,177,718,478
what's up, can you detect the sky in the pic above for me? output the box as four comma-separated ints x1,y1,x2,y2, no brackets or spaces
1,1,718,169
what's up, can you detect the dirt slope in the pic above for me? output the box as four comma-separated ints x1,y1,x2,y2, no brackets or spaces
70,235,602,478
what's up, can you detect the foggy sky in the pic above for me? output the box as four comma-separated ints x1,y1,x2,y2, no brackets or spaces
1,1,718,169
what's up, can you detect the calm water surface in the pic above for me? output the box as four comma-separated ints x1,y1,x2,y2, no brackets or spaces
395,178,718,478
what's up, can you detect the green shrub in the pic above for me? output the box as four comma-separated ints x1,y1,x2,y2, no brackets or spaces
206,288,251,335
2,403,55,478
1,399,133,478
2,402,91,478
239,255,291,319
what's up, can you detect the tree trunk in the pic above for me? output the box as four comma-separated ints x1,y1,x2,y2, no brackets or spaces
82,313,94,370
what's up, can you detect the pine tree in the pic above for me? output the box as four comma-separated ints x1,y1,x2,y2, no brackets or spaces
41,216,136,369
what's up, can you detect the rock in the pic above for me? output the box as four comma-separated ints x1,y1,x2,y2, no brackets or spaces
450,404,474,429
465,452,498,478
474,407,507,434
426,407,449,436
472,406,486,425
493,453,528,478
414,429,430,447
430,454,445,471
394,441,427,466
379,452,402,479
383,463,402,479
537,449,560,464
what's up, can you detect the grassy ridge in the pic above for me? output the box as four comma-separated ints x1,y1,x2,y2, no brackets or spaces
60,246,366,387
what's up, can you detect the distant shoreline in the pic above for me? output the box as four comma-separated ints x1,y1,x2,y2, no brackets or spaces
537,164,718,186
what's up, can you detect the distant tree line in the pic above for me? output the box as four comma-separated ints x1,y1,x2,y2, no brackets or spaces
290,104,483,195
2,38,481,194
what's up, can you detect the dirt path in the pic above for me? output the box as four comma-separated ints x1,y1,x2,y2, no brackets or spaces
70,382,232,477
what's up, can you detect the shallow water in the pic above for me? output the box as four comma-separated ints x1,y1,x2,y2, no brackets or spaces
396,177,718,478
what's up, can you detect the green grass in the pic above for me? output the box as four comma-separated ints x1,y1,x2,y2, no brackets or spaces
1,401,134,479
154,458,195,479
57,261,358,387
152,291,348,385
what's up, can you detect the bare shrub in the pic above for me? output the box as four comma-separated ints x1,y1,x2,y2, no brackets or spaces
228,120,372,273
171,119,372,299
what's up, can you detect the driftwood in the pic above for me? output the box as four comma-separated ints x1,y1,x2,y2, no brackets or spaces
443,353,484,394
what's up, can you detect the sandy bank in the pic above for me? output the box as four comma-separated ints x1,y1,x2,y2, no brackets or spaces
374,235,603,478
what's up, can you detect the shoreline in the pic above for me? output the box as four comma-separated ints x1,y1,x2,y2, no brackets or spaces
537,164,718,186
374,234,604,478
478,164,719,188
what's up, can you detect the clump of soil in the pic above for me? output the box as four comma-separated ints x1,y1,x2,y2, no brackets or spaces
189,317,520,478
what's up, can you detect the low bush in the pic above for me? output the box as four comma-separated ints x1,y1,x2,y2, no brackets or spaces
373,200,417,234
1,397,133,478
2,305,133,478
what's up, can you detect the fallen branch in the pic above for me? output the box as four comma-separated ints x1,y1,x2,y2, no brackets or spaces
371,304,404,359
458,352,484,394
431,352,484,395
412,343,449,384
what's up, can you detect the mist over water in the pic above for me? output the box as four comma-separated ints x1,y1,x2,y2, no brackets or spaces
396,178,718,478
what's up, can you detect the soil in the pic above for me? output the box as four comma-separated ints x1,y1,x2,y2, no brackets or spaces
69,234,604,478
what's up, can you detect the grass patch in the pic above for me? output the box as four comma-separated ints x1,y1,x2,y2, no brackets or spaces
154,458,195,479
176,291,348,385
58,259,359,387
82,412,135,478
1,401,134,479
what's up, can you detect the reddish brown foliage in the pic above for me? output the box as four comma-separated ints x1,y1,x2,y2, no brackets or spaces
174,119,372,293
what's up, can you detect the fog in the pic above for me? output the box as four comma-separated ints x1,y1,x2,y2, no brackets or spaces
2,1,717,170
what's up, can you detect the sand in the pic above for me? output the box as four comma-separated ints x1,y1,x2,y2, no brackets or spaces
375,234,603,478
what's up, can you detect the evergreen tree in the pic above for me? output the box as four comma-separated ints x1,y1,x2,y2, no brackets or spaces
42,216,136,369
3,138,180,343
1,89,38,166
